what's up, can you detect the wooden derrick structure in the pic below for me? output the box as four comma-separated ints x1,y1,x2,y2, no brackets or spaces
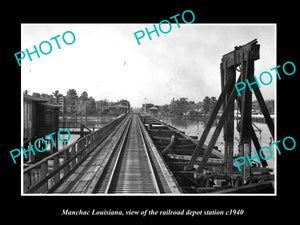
186,39,274,183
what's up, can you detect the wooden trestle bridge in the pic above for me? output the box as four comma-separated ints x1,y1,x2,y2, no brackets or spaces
23,39,274,194
23,112,273,194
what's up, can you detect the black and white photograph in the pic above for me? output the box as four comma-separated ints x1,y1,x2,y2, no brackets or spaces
3,5,298,224
20,23,276,195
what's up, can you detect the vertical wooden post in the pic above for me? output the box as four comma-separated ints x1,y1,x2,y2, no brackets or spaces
23,173,31,193
49,136,53,154
224,65,236,173
39,162,48,192
53,155,60,184
220,62,225,97
77,140,83,162
240,56,254,183
220,62,227,168
63,150,69,178
62,96,66,129
55,134,58,152
28,142,34,163
70,146,76,168
80,123,84,138
49,134,57,154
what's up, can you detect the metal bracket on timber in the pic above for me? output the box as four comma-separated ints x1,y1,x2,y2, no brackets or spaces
185,39,274,183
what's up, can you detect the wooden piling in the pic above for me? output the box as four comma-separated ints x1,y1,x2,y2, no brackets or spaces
222,61,236,173
240,54,254,183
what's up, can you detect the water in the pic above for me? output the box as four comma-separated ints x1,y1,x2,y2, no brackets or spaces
160,116,275,169
56,115,119,150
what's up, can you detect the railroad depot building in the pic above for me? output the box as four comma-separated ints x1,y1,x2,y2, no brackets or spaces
109,104,129,115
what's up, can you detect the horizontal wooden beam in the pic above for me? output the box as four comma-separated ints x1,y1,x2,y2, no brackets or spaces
222,39,260,67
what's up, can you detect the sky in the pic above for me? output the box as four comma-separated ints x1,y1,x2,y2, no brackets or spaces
21,24,276,108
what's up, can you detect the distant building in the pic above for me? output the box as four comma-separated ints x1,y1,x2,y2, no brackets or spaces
109,104,129,115
185,109,203,117
142,103,155,113
24,95,60,140
148,106,159,115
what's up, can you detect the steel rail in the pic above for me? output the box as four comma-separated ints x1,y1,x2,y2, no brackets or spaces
104,114,160,194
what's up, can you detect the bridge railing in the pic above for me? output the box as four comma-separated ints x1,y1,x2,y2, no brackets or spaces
23,115,127,193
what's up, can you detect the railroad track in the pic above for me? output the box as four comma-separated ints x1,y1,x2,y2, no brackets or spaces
93,114,160,194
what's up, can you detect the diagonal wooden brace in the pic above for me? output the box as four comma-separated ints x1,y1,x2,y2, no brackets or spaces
235,95,268,167
185,74,240,171
249,125,268,167
252,84,274,139
195,78,239,173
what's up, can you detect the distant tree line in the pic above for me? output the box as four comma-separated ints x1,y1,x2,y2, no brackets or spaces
153,96,274,117
23,89,130,117
157,96,217,118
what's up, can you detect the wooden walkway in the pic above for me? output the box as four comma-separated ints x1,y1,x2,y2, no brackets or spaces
23,114,180,194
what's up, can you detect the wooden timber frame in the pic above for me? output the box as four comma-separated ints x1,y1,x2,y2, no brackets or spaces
186,39,274,183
